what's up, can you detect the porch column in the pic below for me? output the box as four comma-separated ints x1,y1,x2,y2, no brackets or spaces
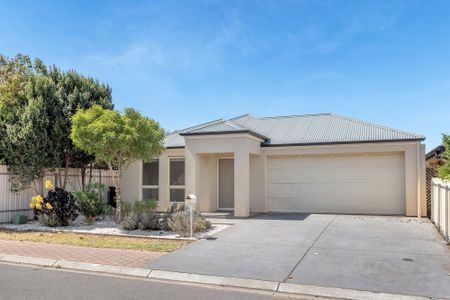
234,150,250,217
185,149,197,197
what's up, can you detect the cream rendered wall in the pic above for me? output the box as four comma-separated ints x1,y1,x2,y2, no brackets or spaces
184,133,263,217
261,141,426,217
121,160,141,203
122,139,425,217
250,154,266,212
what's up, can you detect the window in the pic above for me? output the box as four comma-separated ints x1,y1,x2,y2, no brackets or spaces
142,160,158,200
169,158,185,202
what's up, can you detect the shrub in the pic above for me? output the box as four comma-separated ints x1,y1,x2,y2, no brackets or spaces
103,205,115,217
168,210,212,237
74,182,105,218
38,213,59,227
122,213,139,230
138,212,160,230
121,199,159,231
160,203,183,231
31,187,80,227
45,188,80,226
134,199,157,214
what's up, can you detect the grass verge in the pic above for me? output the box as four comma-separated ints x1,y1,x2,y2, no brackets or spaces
0,230,189,252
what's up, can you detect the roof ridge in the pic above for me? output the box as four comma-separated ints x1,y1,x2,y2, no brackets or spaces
167,118,225,135
330,113,424,139
256,113,332,120
228,114,252,121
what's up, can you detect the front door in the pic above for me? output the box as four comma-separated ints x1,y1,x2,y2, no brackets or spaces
218,158,234,210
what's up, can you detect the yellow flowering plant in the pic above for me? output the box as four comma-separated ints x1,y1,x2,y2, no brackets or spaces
45,180,54,190
31,187,79,227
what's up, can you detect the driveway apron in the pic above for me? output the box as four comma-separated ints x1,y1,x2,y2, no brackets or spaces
148,213,334,281
148,214,450,298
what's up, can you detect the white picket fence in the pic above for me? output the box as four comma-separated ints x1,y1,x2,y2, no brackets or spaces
431,177,450,241
0,165,115,223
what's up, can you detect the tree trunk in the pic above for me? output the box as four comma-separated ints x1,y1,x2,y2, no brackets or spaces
81,167,86,192
56,168,61,187
115,187,122,222
62,156,69,190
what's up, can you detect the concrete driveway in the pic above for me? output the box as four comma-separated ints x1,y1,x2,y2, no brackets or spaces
148,214,450,298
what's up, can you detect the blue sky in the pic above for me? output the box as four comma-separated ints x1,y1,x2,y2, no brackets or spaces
1,0,449,150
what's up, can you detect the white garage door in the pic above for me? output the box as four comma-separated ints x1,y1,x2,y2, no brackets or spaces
268,153,405,215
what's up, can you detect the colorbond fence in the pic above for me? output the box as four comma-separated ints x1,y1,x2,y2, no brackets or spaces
0,165,115,223
431,177,450,241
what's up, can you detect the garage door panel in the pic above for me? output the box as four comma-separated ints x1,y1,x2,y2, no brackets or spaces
268,154,405,215
300,183,334,198
365,182,405,198
268,183,299,198
334,168,369,183
269,157,298,168
300,200,335,213
301,156,332,168
270,198,299,212
269,168,299,183
364,167,404,182
334,183,366,197
301,169,334,183
334,155,367,167
365,154,404,167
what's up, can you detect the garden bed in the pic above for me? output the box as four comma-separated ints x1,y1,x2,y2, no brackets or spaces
0,219,229,241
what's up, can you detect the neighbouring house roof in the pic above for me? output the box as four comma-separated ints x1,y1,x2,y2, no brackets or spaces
426,145,446,160
164,113,425,148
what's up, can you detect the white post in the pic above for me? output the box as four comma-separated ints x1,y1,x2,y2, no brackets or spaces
185,194,197,238
190,206,193,238
445,186,449,241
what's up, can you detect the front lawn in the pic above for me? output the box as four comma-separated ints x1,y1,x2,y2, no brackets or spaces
0,230,189,252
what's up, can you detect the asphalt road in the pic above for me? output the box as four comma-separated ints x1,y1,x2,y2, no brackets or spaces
0,263,313,300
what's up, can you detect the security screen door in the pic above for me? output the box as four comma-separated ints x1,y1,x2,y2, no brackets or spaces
218,158,234,209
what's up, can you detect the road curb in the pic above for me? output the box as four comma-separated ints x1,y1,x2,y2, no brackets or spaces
0,254,57,267
277,283,430,300
54,260,151,278
0,254,433,300
148,269,279,292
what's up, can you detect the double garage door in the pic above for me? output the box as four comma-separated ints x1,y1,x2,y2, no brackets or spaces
268,153,405,215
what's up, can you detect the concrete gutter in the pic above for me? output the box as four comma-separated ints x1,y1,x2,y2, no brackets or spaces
0,253,431,300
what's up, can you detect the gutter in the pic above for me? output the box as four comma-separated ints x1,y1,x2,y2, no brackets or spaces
261,138,425,147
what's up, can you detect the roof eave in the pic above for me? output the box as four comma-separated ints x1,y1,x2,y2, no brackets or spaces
261,138,425,147
180,130,268,141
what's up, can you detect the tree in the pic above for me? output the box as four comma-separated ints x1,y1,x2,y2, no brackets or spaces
438,134,450,180
0,54,113,192
70,105,165,222
0,56,58,192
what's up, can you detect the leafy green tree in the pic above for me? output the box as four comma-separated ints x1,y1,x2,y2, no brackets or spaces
438,134,450,180
47,67,113,188
0,56,57,192
70,105,165,222
0,54,113,192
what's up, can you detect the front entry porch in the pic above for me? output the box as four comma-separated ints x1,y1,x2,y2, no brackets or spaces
183,132,265,217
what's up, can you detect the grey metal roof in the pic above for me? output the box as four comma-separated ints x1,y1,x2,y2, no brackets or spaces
164,113,424,148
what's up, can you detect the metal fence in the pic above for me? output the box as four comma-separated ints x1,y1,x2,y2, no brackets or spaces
0,165,115,223
431,177,450,241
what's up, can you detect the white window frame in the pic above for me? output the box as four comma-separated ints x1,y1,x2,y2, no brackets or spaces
141,159,159,201
168,157,185,202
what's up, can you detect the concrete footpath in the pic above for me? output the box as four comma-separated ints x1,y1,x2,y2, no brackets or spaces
0,253,431,300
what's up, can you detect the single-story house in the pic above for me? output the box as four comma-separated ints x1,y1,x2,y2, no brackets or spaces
122,113,426,217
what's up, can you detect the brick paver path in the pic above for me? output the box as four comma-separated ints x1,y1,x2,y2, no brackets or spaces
0,240,166,268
